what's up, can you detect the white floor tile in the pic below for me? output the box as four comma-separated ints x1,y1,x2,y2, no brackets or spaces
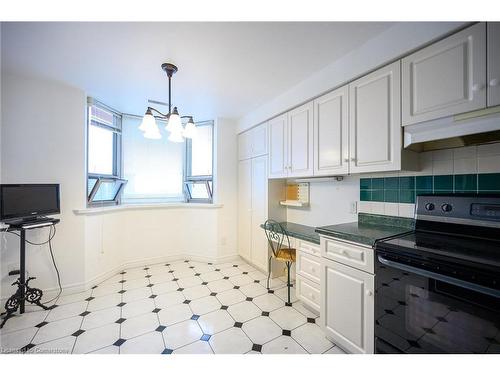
229,274,254,286
274,286,298,303
239,282,268,298
87,293,121,311
121,298,155,319
29,335,76,354
92,283,123,298
120,312,159,339
122,277,149,290
197,310,234,334
248,270,267,280
99,274,123,285
220,267,242,277
0,326,38,352
122,268,147,280
292,323,334,353
122,287,152,303
177,275,203,288
216,289,246,306
292,302,319,319
119,331,165,354
89,344,119,354
155,291,185,309
242,316,281,344
206,279,234,293
252,293,285,312
73,323,120,354
46,301,88,322
210,327,252,354
173,340,213,354
56,290,92,305
189,296,222,315
199,271,224,282
173,269,197,280
162,319,202,349
324,345,347,354
192,265,215,273
0,309,49,333
262,335,307,354
151,281,179,295
227,301,261,322
82,306,121,330
32,315,83,344
270,306,306,330
182,285,211,300
149,273,175,284
158,303,193,326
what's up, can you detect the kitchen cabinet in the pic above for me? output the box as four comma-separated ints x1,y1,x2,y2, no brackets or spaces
321,255,374,354
238,123,268,161
268,114,288,178
287,102,314,177
268,102,314,179
238,155,269,272
313,85,349,176
402,23,487,125
488,22,500,107
349,61,402,174
295,239,322,313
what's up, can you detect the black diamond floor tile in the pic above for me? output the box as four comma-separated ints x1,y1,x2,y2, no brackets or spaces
149,295,157,299
72,329,85,337
35,321,49,328
162,349,173,354
267,290,274,294
147,284,154,288
116,318,126,324
191,315,200,320
21,343,36,352
261,311,269,317
200,334,211,341
282,330,291,336
183,300,191,304
117,302,126,307
152,308,161,313
246,297,253,302
177,288,184,291
220,306,228,310
80,311,91,317
233,286,240,289
156,325,166,332
113,338,126,347
85,297,95,302
210,292,217,296
252,344,262,352
307,318,316,324
234,322,243,328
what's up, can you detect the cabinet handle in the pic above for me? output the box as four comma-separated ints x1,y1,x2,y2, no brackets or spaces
341,250,349,257
366,290,373,297
490,78,499,87
472,83,485,91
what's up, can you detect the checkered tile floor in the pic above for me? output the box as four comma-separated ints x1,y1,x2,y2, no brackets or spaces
0,259,346,354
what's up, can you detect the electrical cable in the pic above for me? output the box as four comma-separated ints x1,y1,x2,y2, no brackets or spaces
3,224,63,304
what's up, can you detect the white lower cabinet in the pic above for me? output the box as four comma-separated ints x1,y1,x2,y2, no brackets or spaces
320,238,375,354
295,239,321,313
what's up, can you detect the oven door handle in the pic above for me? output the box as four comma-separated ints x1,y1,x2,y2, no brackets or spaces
377,255,500,298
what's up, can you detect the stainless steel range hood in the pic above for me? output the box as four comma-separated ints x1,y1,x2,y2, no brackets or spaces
404,106,500,151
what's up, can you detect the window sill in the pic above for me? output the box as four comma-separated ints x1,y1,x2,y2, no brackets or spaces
73,202,223,216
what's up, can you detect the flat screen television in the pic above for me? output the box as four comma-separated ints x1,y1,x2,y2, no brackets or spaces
0,184,60,222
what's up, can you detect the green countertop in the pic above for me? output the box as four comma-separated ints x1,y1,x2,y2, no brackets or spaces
315,214,414,247
260,222,320,244
261,214,414,248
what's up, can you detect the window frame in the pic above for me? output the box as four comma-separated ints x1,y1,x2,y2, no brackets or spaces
86,98,125,207
184,120,214,203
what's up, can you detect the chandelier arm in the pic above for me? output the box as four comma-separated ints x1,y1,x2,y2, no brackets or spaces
148,106,169,119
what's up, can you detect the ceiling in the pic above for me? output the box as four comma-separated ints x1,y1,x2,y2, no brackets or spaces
1,22,395,120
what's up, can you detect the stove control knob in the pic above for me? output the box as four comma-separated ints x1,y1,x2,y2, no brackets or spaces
425,203,435,211
441,203,453,212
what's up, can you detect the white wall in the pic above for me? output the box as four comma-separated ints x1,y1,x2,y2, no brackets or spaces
238,22,466,132
285,176,359,227
1,73,87,300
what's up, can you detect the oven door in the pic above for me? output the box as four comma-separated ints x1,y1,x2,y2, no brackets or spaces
375,253,500,354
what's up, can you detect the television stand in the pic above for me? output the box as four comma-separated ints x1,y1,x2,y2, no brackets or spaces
0,218,60,329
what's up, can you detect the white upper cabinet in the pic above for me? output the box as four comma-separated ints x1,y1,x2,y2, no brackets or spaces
287,102,314,178
488,22,500,107
313,85,349,176
268,114,288,178
402,23,487,126
349,61,401,174
238,123,268,161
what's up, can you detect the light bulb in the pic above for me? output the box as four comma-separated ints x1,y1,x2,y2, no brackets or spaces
165,107,183,134
143,127,162,139
183,117,197,139
139,109,157,133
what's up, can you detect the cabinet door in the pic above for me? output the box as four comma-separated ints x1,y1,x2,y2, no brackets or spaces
488,22,500,107
251,155,269,271
251,123,268,157
402,23,487,125
321,258,374,354
313,86,349,176
349,61,401,174
268,114,288,178
238,131,252,161
238,159,252,261
288,101,314,177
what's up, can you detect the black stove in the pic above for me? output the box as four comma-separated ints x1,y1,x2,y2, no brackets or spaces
374,194,500,354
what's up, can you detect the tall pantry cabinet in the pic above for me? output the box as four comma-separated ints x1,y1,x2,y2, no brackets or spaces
238,123,272,272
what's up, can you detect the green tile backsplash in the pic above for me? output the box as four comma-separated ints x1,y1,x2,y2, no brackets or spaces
360,173,500,204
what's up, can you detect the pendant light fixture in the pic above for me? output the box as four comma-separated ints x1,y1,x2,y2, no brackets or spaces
139,63,197,142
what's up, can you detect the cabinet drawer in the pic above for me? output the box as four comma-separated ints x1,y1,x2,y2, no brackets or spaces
296,239,321,257
296,274,320,313
297,251,321,284
321,236,374,274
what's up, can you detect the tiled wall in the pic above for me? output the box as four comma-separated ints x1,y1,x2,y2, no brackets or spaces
358,143,500,218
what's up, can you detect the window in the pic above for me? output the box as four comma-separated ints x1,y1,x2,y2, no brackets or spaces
185,121,214,203
121,115,185,203
86,99,126,206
